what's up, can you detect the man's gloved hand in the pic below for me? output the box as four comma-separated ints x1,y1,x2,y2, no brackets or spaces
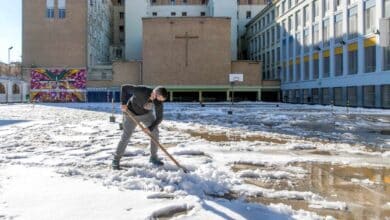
121,105,127,112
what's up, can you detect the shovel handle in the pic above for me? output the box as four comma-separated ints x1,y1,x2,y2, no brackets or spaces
123,110,188,173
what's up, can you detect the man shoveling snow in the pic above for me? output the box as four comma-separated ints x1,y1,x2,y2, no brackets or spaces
112,85,168,170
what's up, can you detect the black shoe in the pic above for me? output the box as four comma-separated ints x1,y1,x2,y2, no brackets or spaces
112,159,121,170
149,157,164,166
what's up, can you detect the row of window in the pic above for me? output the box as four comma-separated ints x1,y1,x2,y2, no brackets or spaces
283,85,390,108
152,11,206,16
0,84,20,95
281,44,390,83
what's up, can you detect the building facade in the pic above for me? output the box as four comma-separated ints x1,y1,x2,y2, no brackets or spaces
125,0,267,61
22,0,112,102
247,0,390,108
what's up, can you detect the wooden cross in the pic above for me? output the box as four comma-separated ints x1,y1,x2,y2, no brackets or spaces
175,32,199,66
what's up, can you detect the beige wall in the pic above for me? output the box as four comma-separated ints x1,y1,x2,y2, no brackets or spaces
231,61,262,86
87,61,141,88
143,17,232,86
0,63,22,77
22,0,87,68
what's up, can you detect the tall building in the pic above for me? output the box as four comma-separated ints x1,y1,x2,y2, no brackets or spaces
247,0,390,108
125,0,267,61
22,0,112,102
110,0,125,61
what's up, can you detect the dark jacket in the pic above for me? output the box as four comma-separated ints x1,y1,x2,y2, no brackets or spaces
120,85,163,131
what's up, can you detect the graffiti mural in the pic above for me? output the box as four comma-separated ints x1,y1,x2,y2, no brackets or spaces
30,68,87,102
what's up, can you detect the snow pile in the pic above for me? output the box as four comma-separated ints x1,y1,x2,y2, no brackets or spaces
237,169,296,180
269,203,336,220
309,200,348,211
351,178,375,186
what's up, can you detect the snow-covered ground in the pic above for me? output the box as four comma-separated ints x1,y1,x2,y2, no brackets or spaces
0,102,389,220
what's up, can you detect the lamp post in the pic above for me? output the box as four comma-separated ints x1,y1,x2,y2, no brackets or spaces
8,46,13,75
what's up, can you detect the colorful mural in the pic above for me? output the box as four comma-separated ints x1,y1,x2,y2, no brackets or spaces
30,68,87,102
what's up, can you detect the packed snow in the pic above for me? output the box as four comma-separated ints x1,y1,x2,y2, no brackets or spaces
0,102,389,220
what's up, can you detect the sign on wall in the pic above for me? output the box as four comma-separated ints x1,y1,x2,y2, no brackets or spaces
229,73,244,82
30,68,87,102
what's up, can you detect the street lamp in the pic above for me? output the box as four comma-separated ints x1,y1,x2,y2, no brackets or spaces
8,46,13,75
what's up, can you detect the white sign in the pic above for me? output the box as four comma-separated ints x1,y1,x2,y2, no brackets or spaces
229,73,244,82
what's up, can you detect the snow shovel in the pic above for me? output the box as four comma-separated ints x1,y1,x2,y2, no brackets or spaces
123,109,189,173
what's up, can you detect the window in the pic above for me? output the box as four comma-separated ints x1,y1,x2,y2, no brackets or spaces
0,83,5,94
171,12,176,16
323,51,330,77
303,5,310,27
363,85,375,107
288,16,293,33
46,0,54,18
289,63,293,82
118,0,122,5
323,19,330,47
276,6,280,17
200,12,206,16
58,0,66,19
365,0,376,34
313,54,319,79
335,47,343,76
90,0,93,6
303,29,310,53
115,48,122,58
365,45,376,72
348,7,358,39
119,25,124,32
296,32,301,56
304,57,310,80
183,0,187,3
335,0,342,9
289,36,294,57
313,24,319,47
152,12,157,16
171,0,176,5
12,84,20,94
313,0,319,19
323,0,329,14
382,85,390,108
282,1,285,13
348,44,358,74
296,59,301,81
151,0,156,3
271,27,275,44
347,86,357,106
385,0,390,17
246,11,251,19
296,10,301,29
349,0,358,5
384,46,390,70
120,12,124,19
182,12,187,16
335,13,343,43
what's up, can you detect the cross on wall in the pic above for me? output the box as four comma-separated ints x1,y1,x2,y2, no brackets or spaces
175,32,199,66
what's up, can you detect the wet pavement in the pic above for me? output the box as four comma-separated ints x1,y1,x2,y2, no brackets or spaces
233,162,390,220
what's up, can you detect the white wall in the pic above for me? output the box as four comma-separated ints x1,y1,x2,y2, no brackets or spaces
0,79,28,103
209,0,238,60
125,0,148,60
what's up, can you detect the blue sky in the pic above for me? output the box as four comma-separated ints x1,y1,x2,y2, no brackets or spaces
0,0,21,63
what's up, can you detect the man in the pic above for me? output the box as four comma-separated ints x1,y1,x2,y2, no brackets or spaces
112,85,169,170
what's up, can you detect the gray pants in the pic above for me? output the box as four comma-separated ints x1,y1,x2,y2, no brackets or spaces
114,111,159,160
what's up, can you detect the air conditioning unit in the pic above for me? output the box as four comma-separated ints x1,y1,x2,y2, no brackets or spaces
379,18,390,47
